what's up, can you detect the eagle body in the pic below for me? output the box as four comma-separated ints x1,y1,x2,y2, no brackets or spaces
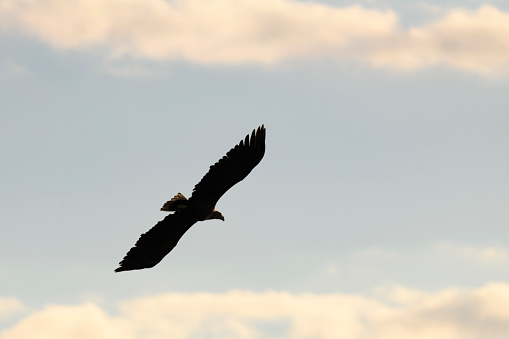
115,125,265,272
161,192,223,221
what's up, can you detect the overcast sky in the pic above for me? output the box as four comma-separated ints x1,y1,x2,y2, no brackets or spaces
2,0,509,338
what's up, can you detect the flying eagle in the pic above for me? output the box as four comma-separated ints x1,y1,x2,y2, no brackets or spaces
115,125,266,272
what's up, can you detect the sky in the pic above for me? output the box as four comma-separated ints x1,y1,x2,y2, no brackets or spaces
1,0,509,337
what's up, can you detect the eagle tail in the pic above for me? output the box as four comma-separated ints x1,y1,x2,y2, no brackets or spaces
160,193,188,212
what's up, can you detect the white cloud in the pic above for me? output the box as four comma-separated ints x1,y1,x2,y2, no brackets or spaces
386,5,509,75
348,242,509,268
0,59,28,79
3,285,509,339
1,0,509,75
100,60,169,78
308,243,509,292
434,242,509,265
0,303,134,339
373,284,431,305
0,297,25,317
0,0,396,63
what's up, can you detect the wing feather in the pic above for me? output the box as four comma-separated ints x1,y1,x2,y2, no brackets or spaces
115,212,198,272
190,125,265,203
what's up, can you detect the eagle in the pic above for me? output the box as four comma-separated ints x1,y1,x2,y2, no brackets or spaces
115,125,266,272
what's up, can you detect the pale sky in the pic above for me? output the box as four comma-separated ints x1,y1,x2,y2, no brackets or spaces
2,0,509,338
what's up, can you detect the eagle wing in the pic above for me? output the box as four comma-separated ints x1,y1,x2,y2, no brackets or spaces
115,212,198,272
190,125,266,204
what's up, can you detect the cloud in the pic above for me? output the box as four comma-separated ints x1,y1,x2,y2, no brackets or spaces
0,297,25,317
310,243,509,292
3,284,509,339
0,59,28,79
1,0,509,75
348,242,509,268
373,285,431,305
372,5,509,75
0,303,134,339
434,242,509,265
0,0,396,64
100,60,169,78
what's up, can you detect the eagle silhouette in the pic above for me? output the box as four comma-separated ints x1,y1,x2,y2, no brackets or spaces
115,125,266,272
